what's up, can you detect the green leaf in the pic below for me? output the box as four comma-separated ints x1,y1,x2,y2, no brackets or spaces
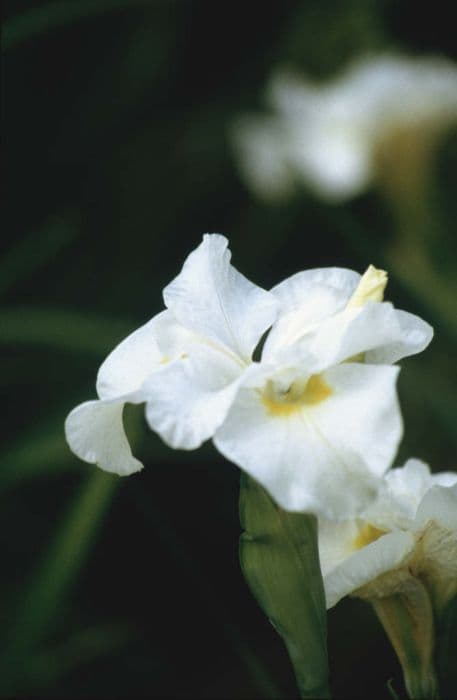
1,471,118,695
0,307,133,355
20,623,136,693
239,475,330,699
435,594,457,699
0,214,78,297
0,417,80,491
3,0,157,52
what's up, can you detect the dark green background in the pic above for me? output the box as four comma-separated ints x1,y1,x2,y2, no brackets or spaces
2,1,456,698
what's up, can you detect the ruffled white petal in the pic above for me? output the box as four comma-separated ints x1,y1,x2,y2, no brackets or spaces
364,310,433,364
96,310,206,400
309,363,402,479
96,315,164,400
362,461,457,531
362,458,433,529
163,234,278,361
415,482,457,531
323,531,415,608
263,267,360,358
275,300,431,374
64,399,143,476
144,346,244,450
214,363,400,519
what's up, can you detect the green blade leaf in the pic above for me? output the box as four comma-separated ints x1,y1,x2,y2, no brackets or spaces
239,475,330,699
0,214,78,297
435,594,457,699
1,471,118,695
0,307,133,355
3,0,156,52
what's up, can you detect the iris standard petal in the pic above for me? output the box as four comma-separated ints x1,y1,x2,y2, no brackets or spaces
163,234,278,361
364,309,433,364
263,267,360,358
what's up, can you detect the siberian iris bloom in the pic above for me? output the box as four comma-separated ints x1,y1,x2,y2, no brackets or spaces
65,235,432,518
318,459,457,610
318,459,457,698
232,54,457,201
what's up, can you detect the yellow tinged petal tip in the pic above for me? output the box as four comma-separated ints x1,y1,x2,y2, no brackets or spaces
261,374,332,417
347,265,388,308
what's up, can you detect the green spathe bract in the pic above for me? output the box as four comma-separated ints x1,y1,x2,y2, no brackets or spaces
239,474,330,699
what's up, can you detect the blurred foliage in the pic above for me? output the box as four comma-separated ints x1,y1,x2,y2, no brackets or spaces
2,0,456,698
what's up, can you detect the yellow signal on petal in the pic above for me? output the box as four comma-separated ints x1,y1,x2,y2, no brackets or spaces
352,522,386,550
261,374,332,417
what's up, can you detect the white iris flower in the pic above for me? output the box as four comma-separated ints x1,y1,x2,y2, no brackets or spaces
65,234,278,475
318,459,457,610
65,235,432,518
233,54,457,201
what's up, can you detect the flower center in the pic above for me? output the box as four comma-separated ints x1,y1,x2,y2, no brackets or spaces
261,374,332,417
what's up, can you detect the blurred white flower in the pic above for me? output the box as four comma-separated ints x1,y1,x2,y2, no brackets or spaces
66,237,432,518
318,458,457,610
233,54,457,201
